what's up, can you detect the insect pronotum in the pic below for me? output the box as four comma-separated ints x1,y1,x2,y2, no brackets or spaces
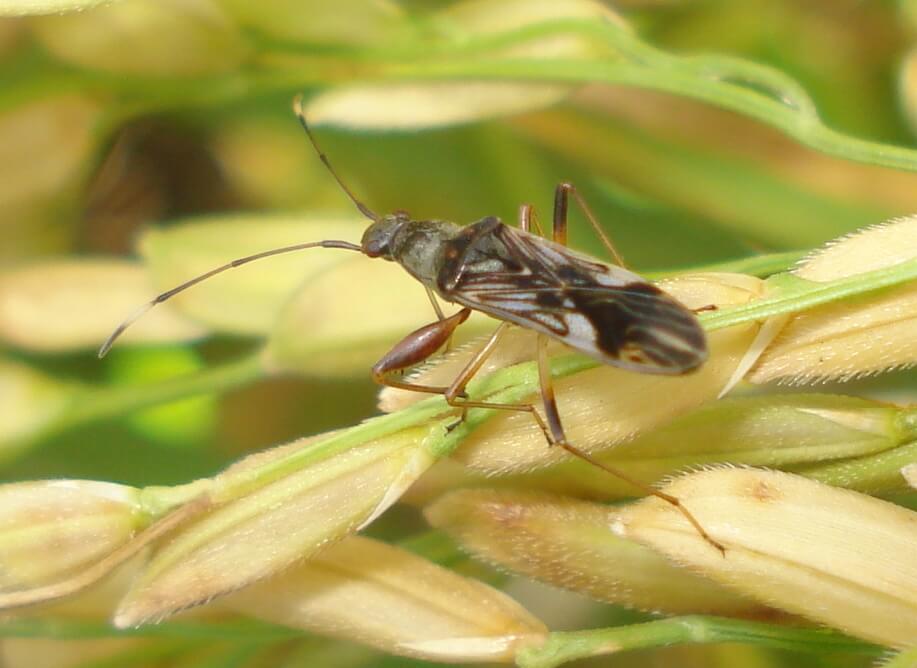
100,96,723,553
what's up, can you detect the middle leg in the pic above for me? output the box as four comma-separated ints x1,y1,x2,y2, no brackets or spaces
534,332,726,554
553,182,626,266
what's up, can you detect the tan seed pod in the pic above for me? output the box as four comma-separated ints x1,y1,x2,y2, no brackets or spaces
750,215,917,384
0,481,142,594
114,425,440,627
31,0,248,76
425,488,768,617
617,468,917,649
494,393,917,499
139,215,365,337
0,260,204,353
225,535,547,662
0,0,109,15
0,358,73,458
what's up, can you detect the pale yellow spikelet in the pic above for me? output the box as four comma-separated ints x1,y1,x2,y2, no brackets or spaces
750,215,917,384
0,260,204,353
0,358,73,456
441,0,625,58
494,393,916,499
0,0,110,15
617,468,917,649
0,481,142,594
425,488,767,617
113,425,440,627
0,95,97,216
794,217,917,281
139,215,365,337
220,0,404,45
31,0,248,76
303,0,620,130
306,83,572,131
224,535,547,662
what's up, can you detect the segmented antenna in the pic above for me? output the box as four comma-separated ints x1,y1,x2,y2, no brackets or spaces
98,239,362,358
292,95,378,221
99,97,378,358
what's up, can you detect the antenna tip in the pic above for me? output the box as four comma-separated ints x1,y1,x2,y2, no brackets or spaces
98,329,121,359
292,94,305,117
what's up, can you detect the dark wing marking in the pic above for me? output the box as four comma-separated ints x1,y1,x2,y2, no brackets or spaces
441,223,707,374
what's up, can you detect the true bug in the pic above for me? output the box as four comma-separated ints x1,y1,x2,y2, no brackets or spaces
100,96,722,552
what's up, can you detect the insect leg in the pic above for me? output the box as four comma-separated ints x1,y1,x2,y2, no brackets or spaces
443,322,510,401
424,287,446,321
441,325,560,444
424,286,460,353
554,182,626,266
534,334,725,554
518,204,544,236
371,308,472,395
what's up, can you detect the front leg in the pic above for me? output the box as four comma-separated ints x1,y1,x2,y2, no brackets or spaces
371,308,471,394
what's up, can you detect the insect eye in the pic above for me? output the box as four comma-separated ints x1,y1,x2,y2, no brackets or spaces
363,239,386,258
361,227,392,258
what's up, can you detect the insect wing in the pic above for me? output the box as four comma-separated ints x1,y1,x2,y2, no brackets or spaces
448,225,707,374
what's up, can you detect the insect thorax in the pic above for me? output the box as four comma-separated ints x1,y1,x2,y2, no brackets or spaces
378,218,462,289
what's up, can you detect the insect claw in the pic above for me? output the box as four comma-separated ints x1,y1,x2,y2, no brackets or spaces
693,303,718,314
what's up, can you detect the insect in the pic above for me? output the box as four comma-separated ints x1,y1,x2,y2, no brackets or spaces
100,96,722,553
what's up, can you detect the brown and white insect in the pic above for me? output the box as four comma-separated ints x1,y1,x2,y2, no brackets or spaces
100,96,721,552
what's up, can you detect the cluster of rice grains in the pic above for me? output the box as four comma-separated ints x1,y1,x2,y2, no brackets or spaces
0,217,914,666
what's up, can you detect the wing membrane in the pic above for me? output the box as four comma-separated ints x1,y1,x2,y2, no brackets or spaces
447,224,707,374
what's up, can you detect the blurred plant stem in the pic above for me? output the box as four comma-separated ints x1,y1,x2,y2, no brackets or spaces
514,616,881,668
49,353,264,438
4,19,917,172
0,615,879,665
647,250,805,278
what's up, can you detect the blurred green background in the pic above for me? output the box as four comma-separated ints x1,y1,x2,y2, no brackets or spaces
1,0,916,666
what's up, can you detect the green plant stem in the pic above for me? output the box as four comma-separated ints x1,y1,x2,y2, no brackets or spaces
0,617,299,641
0,615,880,663
702,258,917,331
514,616,880,668
6,19,917,174
647,249,805,279
799,440,917,494
49,352,265,437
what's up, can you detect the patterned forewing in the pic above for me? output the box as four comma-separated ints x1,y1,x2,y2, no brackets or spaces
444,224,707,374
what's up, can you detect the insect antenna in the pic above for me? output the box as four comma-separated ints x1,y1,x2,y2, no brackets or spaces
98,239,362,358
100,97,382,358
292,95,378,222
